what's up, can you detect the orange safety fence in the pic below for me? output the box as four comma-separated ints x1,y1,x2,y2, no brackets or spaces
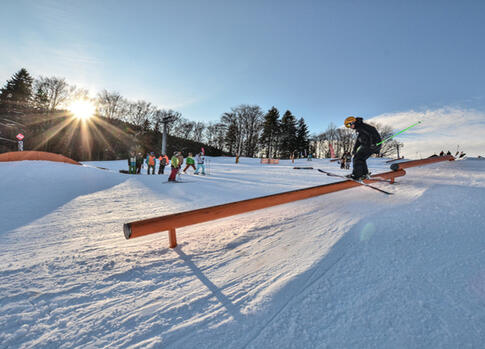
260,158,280,164
0,151,81,165
124,169,406,248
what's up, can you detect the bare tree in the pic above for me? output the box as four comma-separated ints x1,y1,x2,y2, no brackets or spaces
34,76,73,112
126,100,155,130
236,104,263,157
97,90,125,120
220,105,263,157
370,122,397,157
192,122,205,142
179,119,195,139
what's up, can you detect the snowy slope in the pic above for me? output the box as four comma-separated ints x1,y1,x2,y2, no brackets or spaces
1,157,484,348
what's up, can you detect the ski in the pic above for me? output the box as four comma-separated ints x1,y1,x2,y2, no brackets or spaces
317,169,393,195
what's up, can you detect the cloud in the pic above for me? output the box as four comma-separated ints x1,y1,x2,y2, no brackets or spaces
367,107,485,158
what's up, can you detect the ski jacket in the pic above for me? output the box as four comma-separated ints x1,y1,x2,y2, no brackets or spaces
147,154,155,166
195,154,205,164
186,156,195,165
159,155,169,166
171,155,180,168
128,156,136,165
353,118,382,154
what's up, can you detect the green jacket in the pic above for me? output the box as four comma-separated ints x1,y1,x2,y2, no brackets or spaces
186,156,195,165
171,155,180,168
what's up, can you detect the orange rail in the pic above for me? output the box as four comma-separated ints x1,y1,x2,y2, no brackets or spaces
390,155,454,171
124,169,406,248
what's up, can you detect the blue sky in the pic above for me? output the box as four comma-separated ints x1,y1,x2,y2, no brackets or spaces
1,0,485,154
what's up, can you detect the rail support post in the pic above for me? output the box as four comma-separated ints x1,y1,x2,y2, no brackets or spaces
169,228,177,248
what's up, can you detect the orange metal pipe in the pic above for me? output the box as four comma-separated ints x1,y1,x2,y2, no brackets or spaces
123,169,405,245
390,155,454,171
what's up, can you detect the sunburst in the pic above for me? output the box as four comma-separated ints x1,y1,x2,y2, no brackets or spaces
68,99,96,120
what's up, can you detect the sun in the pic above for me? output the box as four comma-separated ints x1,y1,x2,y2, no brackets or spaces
68,100,96,120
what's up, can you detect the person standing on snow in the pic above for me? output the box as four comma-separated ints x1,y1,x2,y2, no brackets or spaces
194,152,206,175
168,151,181,182
344,116,382,180
146,152,156,175
128,151,137,174
344,151,352,170
136,152,143,174
158,153,169,174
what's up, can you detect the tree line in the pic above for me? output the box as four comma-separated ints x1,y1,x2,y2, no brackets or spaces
0,67,400,160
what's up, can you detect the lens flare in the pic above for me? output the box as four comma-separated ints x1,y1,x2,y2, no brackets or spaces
68,100,95,120
360,222,376,241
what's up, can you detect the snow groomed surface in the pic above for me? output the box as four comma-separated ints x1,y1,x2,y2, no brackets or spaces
123,169,406,246
1,157,484,348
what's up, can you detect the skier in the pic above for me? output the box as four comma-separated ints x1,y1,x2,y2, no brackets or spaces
128,151,136,174
344,151,352,170
146,152,156,175
344,116,382,180
182,152,196,173
194,152,206,175
168,151,181,182
158,153,169,174
136,152,143,174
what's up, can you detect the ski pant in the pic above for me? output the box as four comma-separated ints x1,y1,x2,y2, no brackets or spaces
194,163,205,174
158,164,165,174
129,163,136,174
147,164,155,175
352,147,379,177
168,167,179,181
183,164,196,172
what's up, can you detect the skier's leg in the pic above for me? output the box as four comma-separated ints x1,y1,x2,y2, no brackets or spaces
352,148,373,178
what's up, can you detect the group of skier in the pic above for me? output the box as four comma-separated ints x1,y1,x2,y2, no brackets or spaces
128,152,169,175
168,151,206,182
128,150,206,182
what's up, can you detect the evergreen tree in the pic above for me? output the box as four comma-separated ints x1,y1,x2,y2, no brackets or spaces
0,68,34,113
296,117,310,157
279,110,298,158
32,84,49,112
261,106,280,158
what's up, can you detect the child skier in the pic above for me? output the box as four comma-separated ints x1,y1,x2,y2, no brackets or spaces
168,151,181,182
194,152,206,175
182,152,196,173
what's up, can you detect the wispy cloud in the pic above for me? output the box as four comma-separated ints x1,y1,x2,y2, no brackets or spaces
367,107,485,157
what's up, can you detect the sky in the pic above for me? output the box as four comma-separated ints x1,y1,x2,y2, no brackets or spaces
1,0,485,156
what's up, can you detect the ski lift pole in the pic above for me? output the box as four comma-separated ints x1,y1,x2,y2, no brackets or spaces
376,121,422,146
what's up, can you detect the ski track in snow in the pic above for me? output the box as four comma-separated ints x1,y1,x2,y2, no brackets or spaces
1,157,484,348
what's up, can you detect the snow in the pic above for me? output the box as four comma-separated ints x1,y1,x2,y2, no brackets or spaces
1,156,484,348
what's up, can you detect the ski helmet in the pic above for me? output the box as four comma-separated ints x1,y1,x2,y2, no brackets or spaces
344,116,356,128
